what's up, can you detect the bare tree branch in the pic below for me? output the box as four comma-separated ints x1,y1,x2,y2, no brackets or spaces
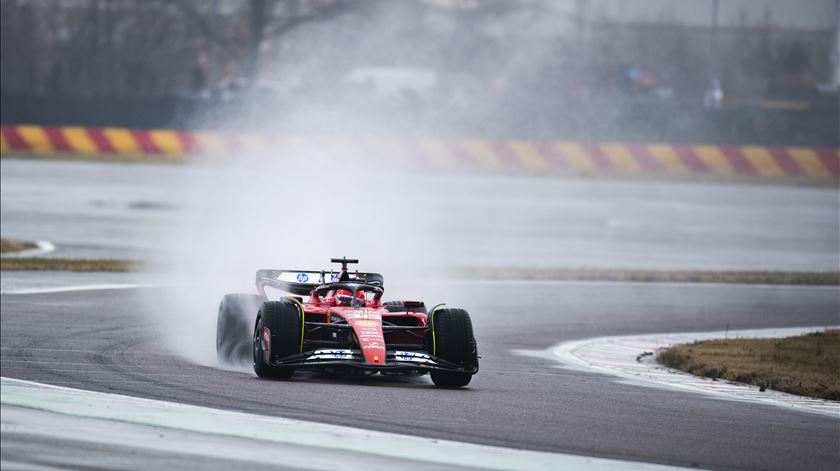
264,0,360,38
169,0,243,59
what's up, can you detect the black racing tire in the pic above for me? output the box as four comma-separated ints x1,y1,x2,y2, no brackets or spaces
216,293,265,365
429,308,478,387
383,300,428,314
253,299,303,379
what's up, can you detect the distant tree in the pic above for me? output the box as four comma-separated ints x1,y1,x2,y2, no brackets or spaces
173,0,360,84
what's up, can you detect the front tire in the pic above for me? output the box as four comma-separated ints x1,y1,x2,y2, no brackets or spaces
253,299,303,379
429,308,478,387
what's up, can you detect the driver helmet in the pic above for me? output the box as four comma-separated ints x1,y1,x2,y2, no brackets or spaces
335,289,363,306
335,289,353,306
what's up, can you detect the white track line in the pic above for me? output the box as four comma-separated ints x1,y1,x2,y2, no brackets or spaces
1,377,694,471
429,280,840,290
1,240,56,258
518,326,840,418
1,283,158,295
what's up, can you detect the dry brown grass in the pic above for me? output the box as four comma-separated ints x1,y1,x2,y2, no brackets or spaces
1,238,136,271
0,257,137,272
0,238,38,253
658,331,840,400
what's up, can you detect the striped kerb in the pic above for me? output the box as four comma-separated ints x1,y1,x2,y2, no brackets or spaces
741,146,784,176
462,140,502,170
646,144,687,173
63,127,99,154
555,142,595,171
692,145,735,175
0,125,836,181
600,144,640,172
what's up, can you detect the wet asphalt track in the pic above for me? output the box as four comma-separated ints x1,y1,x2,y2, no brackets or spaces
2,159,840,470
2,159,838,271
2,280,839,471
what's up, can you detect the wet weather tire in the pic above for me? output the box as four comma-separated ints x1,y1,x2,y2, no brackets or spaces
253,299,303,379
429,308,478,387
216,293,265,365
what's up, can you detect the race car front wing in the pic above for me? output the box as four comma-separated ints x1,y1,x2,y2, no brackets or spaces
268,348,479,374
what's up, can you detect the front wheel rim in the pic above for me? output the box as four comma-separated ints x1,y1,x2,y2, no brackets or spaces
253,319,261,366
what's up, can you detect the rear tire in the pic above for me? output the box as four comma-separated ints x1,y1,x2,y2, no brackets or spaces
253,299,303,379
429,308,478,387
216,293,265,365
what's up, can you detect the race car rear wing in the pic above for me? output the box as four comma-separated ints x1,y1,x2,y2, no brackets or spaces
256,269,384,296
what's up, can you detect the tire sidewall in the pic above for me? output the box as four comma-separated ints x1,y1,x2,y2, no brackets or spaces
429,308,477,387
253,299,301,379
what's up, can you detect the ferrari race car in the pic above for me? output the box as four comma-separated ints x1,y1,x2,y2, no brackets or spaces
216,258,479,387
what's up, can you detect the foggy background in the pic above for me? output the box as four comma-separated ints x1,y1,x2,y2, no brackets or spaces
2,0,838,144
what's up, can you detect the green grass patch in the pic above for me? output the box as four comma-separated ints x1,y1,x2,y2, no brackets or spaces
464,267,840,286
0,238,38,253
0,257,138,272
657,331,840,400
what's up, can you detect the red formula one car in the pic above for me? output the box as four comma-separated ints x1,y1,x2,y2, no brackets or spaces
216,258,478,387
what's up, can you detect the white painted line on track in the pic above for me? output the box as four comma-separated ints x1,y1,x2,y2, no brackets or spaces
1,240,56,258
1,283,158,295
0,406,448,471
428,279,840,290
0,376,696,471
0,346,173,356
0,359,175,367
0,368,213,377
517,326,840,418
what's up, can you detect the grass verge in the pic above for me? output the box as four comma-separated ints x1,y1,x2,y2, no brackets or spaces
0,239,38,253
0,257,137,272
657,331,840,400
464,267,840,286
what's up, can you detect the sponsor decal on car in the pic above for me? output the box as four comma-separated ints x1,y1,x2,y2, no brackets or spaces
397,351,414,361
305,349,355,361
394,351,433,363
345,311,382,321
276,271,320,283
